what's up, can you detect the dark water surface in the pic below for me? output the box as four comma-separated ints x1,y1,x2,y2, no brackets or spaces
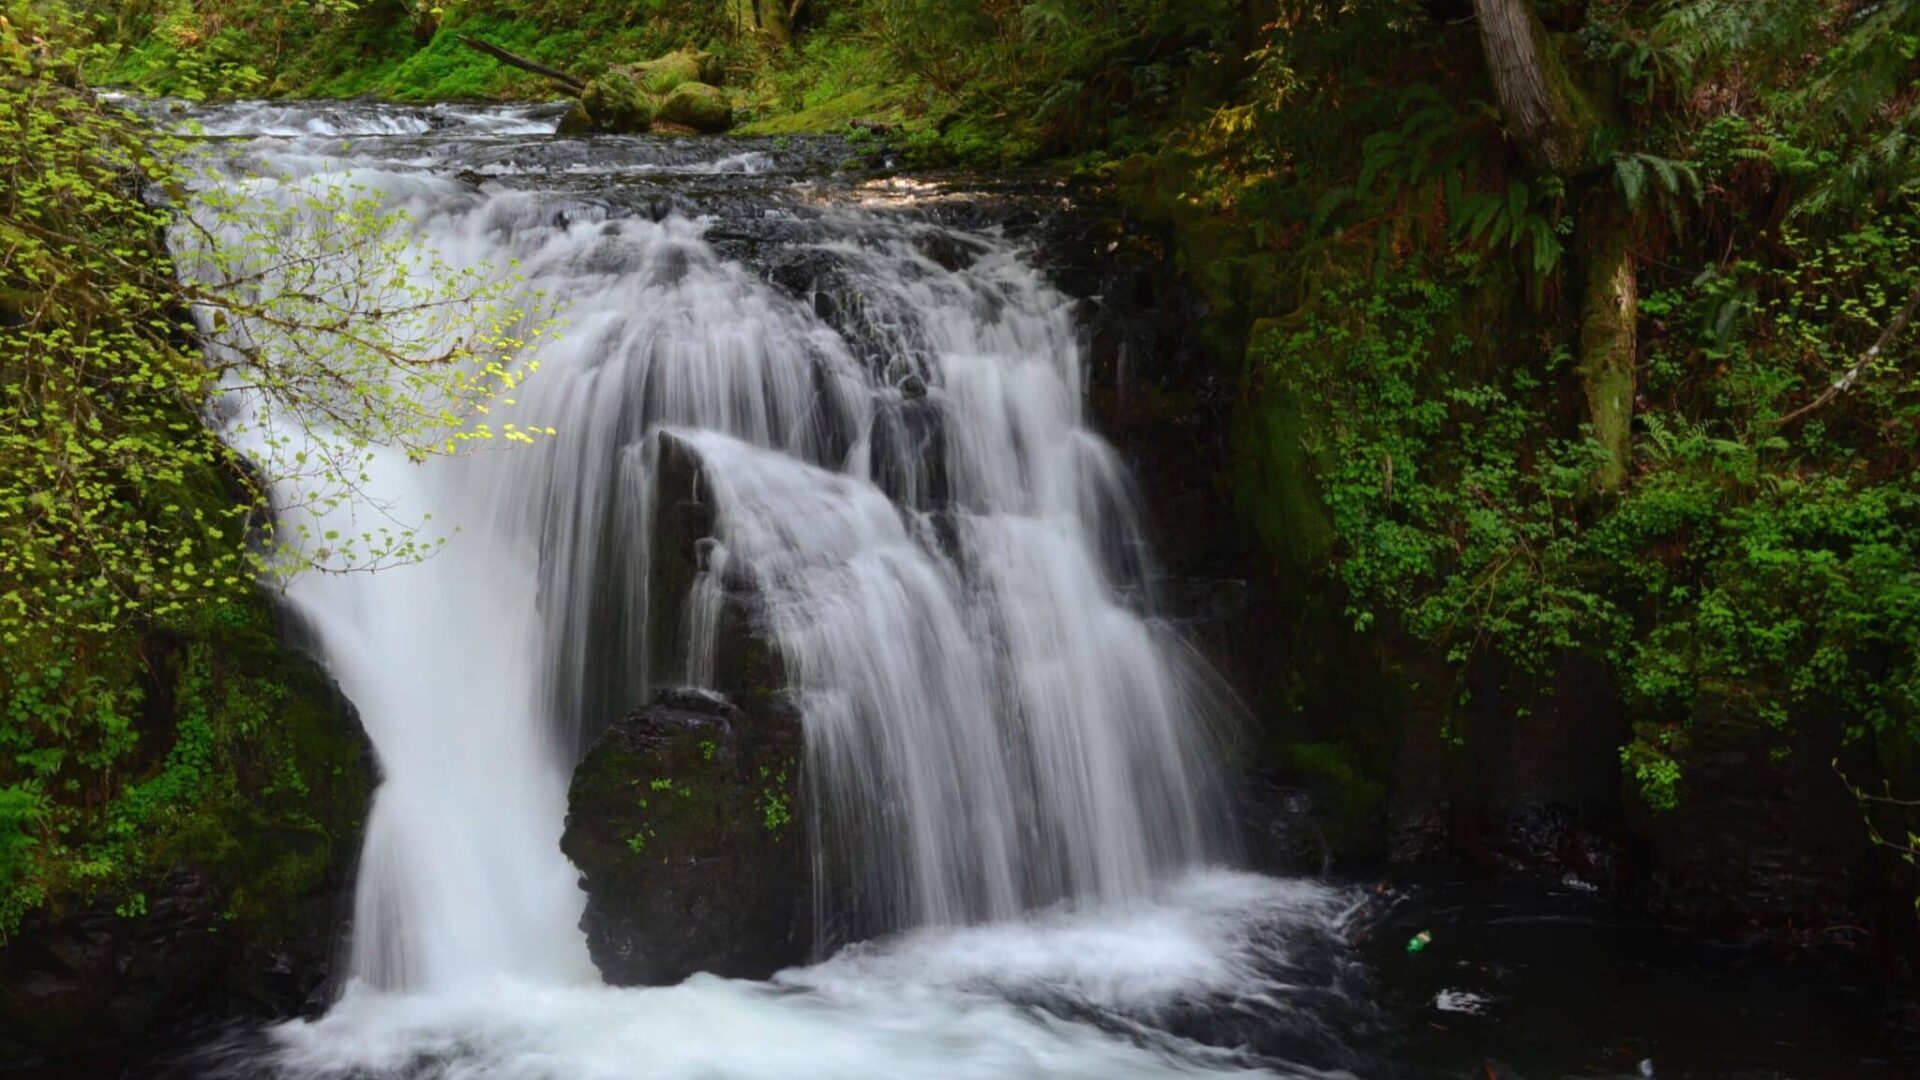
1353,879,1917,1080
106,879,1916,1080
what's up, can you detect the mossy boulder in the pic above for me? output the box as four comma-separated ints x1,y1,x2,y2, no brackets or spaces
654,82,733,134
556,98,595,135
563,682,808,985
0,591,374,1067
618,48,722,95
561,51,728,135
579,71,652,133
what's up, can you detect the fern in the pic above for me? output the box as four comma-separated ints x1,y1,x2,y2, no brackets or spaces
1652,0,1920,217
1613,151,1701,233
1357,85,1478,200
1797,0,1920,217
1451,177,1565,278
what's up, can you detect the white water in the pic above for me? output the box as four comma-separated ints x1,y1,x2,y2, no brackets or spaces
222,870,1355,1080
177,102,1360,1079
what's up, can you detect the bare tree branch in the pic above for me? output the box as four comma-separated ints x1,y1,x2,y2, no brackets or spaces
1774,279,1920,426
457,35,585,95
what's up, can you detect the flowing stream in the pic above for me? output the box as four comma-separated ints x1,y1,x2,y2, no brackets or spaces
169,101,1371,1080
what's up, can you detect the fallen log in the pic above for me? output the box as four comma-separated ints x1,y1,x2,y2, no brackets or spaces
457,35,586,95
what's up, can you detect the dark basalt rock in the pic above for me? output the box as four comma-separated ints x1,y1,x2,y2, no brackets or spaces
1385,800,1624,893
760,246,936,385
561,429,814,985
868,394,948,511
1236,776,1331,876
566,427,723,746
1033,205,1237,582
561,682,809,986
1371,663,1887,944
915,231,989,273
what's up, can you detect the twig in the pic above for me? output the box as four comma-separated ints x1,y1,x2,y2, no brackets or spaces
1773,279,1920,426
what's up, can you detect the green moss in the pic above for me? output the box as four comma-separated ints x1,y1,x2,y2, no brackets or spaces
1278,740,1386,847
580,72,653,132
135,589,368,936
2,443,371,936
1576,208,1637,494
757,761,794,832
737,84,895,136
573,722,744,871
328,15,583,101
654,81,730,132
623,49,715,95
1232,387,1335,574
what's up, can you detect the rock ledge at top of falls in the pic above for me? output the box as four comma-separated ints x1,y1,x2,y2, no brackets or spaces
561,685,810,986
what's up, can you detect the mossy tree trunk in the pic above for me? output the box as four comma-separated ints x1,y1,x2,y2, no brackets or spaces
733,0,792,46
1578,198,1637,493
1471,0,1634,491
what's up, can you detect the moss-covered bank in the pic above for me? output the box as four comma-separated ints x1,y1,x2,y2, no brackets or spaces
0,569,374,1066
1,27,378,1060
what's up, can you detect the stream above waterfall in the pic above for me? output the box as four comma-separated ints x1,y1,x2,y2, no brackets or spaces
103,100,1920,1080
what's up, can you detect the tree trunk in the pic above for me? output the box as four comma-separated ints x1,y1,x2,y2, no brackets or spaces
1469,0,1592,174
1472,1,1626,489
762,2,790,46
1578,199,1636,493
732,0,790,46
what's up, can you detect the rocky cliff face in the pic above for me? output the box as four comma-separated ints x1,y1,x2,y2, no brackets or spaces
1036,188,1906,955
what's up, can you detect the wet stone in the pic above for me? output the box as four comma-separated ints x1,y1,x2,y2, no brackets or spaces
561,684,811,986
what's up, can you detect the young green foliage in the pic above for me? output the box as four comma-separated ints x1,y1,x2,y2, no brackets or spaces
0,3,548,930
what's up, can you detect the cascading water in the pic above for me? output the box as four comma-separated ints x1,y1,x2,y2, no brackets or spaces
171,101,1370,1080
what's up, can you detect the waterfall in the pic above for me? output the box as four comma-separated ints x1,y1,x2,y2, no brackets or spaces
172,101,1361,1080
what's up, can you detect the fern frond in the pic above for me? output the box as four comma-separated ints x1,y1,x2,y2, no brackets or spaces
1617,155,1648,211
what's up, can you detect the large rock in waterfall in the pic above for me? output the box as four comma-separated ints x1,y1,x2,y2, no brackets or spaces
559,430,811,985
562,686,809,985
